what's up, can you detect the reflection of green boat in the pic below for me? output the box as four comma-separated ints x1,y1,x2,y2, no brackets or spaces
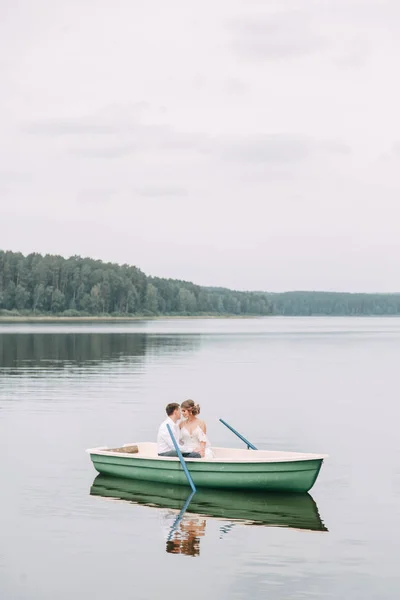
90,474,328,532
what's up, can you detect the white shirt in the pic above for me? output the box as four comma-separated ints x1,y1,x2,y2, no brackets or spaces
157,417,181,454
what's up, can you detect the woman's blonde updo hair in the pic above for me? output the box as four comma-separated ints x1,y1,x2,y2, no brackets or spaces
181,399,200,416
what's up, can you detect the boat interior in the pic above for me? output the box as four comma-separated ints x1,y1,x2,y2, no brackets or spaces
88,442,327,463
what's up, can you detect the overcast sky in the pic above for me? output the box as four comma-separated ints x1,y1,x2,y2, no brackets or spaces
1,0,400,292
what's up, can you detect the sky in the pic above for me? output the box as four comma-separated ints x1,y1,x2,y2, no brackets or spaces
1,0,400,292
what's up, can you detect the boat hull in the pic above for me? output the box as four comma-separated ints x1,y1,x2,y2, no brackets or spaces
88,446,324,493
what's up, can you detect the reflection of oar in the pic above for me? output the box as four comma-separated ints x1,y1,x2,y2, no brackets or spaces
219,522,236,539
219,418,257,450
167,489,196,541
166,423,197,493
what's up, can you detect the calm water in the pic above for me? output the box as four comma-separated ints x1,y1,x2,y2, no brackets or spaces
1,317,399,599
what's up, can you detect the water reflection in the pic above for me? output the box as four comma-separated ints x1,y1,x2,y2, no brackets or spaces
90,475,328,556
0,333,199,372
166,515,207,557
163,491,206,556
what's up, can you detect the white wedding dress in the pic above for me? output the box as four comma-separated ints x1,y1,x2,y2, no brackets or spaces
180,424,214,459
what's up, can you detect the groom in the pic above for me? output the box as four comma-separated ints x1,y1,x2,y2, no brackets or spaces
157,403,201,458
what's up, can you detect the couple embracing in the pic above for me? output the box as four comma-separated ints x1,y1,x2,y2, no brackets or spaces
157,399,214,459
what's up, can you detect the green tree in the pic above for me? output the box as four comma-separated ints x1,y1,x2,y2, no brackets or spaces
33,283,46,313
89,285,102,314
145,283,159,314
51,289,65,313
177,288,197,313
4,281,16,310
15,284,30,310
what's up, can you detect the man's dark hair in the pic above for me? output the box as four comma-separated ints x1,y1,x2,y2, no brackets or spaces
166,402,180,416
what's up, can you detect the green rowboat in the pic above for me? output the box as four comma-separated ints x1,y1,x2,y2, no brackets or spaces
87,442,327,493
90,474,328,531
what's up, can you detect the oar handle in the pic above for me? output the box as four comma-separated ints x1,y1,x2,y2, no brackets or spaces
219,418,258,450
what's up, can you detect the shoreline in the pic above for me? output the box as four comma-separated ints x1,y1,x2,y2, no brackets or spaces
0,314,396,323
0,314,262,322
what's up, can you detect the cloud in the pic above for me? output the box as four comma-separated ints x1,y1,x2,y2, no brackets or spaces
23,113,190,160
228,2,387,68
229,10,326,61
392,142,400,156
23,102,162,138
139,187,187,198
215,134,350,164
25,119,121,136
332,36,371,68
69,141,140,159
23,111,350,167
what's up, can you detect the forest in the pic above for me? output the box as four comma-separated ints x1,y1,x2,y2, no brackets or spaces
1,250,399,317
0,251,272,316
270,291,400,315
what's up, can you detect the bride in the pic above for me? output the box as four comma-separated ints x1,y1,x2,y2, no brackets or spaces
179,399,214,459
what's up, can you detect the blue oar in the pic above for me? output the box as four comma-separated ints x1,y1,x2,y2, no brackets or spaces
166,423,197,493
219,418,258,450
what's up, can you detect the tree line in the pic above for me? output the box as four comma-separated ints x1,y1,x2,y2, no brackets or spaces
0,251,272,316
270,291,400,315
1,251,399,317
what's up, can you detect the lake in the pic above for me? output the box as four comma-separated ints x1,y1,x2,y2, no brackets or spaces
1,317,399,599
